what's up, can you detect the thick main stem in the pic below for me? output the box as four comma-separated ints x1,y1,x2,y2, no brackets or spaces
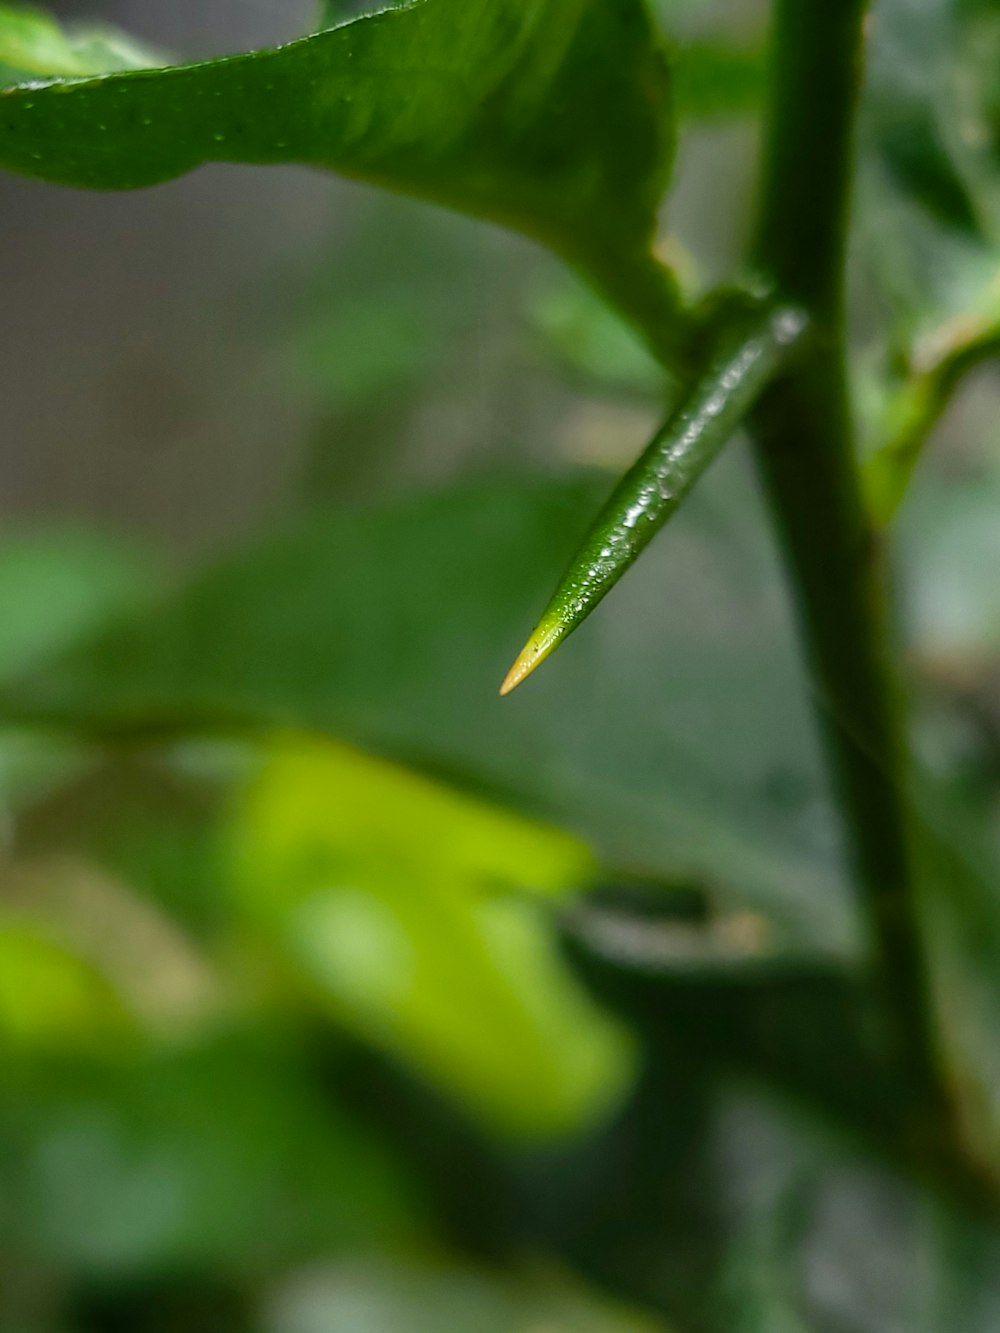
748,0,946,1122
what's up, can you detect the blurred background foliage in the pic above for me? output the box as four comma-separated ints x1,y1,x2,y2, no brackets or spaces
3,1,1000,1330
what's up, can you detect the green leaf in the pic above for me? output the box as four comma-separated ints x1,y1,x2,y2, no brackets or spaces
315,1,403,31
0,472,852,954
0,854,217,1040
864,0,987,239
0,529,160,686
530,272,667,399
857,0,995,344
0,925,129,1047
853,0,1000,510
0,4,164,82
893,434,1000,1188
287,201,492,411
0,1035,421,1274
672,40,766,122
901,461,1000,663
0,530,159,829
266,1255,671,1333
229,736,634,1140
0,0,677,324
857,0,1000,335
500,295,807,693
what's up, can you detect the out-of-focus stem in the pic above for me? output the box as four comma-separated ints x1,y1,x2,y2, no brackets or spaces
746,0,951,1129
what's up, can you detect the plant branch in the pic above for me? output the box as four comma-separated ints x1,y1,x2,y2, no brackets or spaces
866,316,1000,524
746,0,952,1133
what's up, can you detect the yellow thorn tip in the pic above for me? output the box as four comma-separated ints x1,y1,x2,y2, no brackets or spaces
499,621,563,697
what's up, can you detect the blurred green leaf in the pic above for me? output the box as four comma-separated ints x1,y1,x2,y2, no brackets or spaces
265,1256,670,1333
564,902,915,1159
1,471,850,954
0,856,217,1041
295,291,434,404
238,737,594,902
0,4,164,82
12,743,254,942
673,41,765,122
855,169,1000,355
286,203,494,411
0,531,159,823
857,0,1000,342
0,0,677,325
531,275,666,398
888,731,1000,1187
925,1207,1000,1332
0,1033,423,1276
701,1087,935,1333
860,443,1000,1190
0,925,129,1048
857,2,1000,1189
900,464,1000,665
854,0,1000,505
0,530,159,687
0,730,91,814
230,737,633,1140
864,0,988,241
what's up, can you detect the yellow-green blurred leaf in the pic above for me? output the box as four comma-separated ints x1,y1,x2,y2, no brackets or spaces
230,737,634,1140
0,4,164,81
0,924,129,1046
0,0,678,345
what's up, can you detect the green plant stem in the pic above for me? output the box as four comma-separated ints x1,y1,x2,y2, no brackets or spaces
747,0,949,1129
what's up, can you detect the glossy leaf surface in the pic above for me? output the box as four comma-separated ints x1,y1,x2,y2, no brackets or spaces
0,0,676,306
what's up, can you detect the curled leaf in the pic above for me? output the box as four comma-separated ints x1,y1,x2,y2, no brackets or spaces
501,294,808,694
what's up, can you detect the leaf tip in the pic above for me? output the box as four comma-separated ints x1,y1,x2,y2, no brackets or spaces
499,619,564,697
